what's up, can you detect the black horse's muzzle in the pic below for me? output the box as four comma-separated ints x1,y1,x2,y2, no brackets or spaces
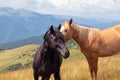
63,50,70,59
64,52,69,59
56,44,70,59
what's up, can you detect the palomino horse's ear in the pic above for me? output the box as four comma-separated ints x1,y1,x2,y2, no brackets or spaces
69,18,73,25
58,24,61,30
50,25,54,33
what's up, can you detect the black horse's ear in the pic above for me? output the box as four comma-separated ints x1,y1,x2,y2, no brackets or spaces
50,25,54,33
58,24,61,30
69,18,73,25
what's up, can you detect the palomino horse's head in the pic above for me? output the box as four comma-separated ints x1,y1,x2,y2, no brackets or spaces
44,25,69,59
60,18,74,42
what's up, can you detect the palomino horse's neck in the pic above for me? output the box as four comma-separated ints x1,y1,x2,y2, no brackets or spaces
72,24,89,46
72,24,80,40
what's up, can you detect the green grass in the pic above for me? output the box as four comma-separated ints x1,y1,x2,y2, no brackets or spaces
0,44,83,73
0,44,120,80
0,44,39,72
0,56,120,80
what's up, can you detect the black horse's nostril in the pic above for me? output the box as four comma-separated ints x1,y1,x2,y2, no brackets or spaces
65,52,68,56
64,52,69,59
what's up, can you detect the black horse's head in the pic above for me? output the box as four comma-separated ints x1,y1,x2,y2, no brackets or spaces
44,25,69,59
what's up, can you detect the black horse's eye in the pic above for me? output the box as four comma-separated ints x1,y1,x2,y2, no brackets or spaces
55,38,58,42
50,36,53,39
50,35,56,41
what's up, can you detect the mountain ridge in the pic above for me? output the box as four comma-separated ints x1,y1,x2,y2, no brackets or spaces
0,7,120,46
0,35,43,49
0,7,64,43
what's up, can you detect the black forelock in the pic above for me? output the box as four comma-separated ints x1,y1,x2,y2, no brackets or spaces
53,27,65,41
43,26,65,42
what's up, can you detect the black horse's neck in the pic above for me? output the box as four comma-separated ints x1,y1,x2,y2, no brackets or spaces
41,42,56,61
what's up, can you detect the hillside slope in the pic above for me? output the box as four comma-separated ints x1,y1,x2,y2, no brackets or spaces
0,35,79,50
0,44,39,73
0,43,81,73
0,55,120,80
0,7,120,44
0,35,43,49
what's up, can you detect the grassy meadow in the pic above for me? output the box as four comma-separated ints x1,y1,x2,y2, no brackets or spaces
0,44,39,72
0,44,120,80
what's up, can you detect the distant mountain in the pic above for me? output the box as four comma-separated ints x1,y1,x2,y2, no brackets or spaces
0,35,43,49
54,15,120,29
0,7,64,43
0,7,120,44
0,34,79,50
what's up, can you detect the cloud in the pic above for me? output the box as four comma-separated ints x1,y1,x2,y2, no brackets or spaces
0,0,37,9
0,0,120,20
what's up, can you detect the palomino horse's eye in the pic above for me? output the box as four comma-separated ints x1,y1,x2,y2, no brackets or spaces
65,30,68,32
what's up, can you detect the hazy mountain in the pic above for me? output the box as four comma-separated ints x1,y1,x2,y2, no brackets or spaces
0,35,43,49
54,15,120,29
0,7,120,45
0,7,64,43
0,34,78,50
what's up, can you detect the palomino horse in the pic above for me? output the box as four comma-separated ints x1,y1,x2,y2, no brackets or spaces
60,18,120,80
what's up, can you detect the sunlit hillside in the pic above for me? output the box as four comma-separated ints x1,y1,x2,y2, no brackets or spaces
0,55,120,80
0,44,39,72
0,40,80,73
0,44,120,80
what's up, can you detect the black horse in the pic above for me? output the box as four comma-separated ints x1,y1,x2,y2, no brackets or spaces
33,25,70,80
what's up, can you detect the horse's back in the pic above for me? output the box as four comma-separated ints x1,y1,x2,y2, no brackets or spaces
113,25,120,33
99,24,120,56
100,24,120,41
101,24,120,31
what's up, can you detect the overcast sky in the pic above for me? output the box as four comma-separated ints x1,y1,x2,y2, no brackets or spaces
0,0,120,20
